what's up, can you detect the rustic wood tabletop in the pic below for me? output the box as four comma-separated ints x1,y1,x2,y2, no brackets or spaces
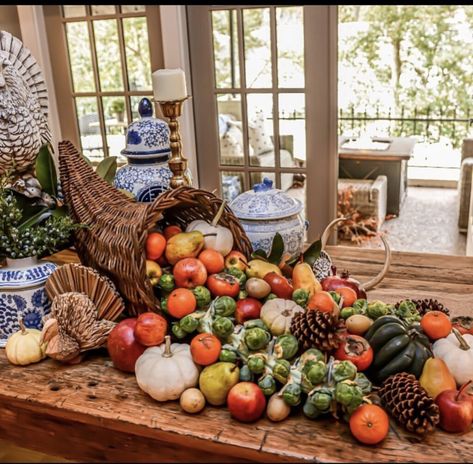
1,246,472,463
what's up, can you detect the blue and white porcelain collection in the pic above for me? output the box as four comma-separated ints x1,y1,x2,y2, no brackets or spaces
229,177,307,256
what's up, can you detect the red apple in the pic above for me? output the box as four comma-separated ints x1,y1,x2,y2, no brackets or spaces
263,272,293,299
227,382,266,422
224,250,248,272
107,318,146,373
134,312,168,347
173,258,208,289
435,383,473,433
235,298,263,324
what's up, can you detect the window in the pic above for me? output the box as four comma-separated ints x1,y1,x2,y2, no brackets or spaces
44,5,163,162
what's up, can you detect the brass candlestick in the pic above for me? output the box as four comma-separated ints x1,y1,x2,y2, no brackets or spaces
156,96,192,189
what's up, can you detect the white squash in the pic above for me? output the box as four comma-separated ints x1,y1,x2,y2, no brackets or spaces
261,298,305,336
186,201,234,256
135,335,199,401
5,320,46,366
432,329,473,386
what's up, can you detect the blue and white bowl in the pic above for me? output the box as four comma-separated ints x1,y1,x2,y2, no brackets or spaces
230,177,307,256
0,257,57,347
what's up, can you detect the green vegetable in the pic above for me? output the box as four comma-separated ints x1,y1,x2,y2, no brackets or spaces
332,360,357,382
258,374,276,396
309,387,333,413
214,296,236,317
240,365,253,382
193,286,211,309
300,348,324,364
226,267,247,287
265,293,277,302
292,288,309,307
238,290,248,300
219,349,237,363
329,291,341,305
212,317,234,339
366,300,389,320
334,381,364,412
273,359,291,384
303,398,322,419
394,299,421,324
244,319,268,330
274,334,299,360
161,297,169,314
180,314,199,333
354,372,372,395
340,307,354,319
304,360,327,385
248,354,266,374
353,299,368,314
171,322,187,339
282,383,302,406
244,327,271,351
158,274,175,292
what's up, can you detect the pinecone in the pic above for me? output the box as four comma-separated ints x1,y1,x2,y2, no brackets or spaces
378,373,440,435
290,310,345,351
412,298,450,317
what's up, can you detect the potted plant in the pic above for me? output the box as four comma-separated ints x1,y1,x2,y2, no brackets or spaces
110,99,125,123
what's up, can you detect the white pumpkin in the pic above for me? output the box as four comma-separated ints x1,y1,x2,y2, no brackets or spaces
5,320,46,366
261,298,305,336
432,329,473,386
186,201,234,255
135,336,199,402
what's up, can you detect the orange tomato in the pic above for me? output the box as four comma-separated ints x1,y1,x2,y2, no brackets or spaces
198,249,225,274
421,311,452,340
336,286,358,308
146,232,167,260
164,225,182,240
190,333,221,366
307,291,337,314
167,288,197,319
349,404,389,445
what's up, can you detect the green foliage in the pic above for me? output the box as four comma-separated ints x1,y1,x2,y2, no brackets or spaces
35,145,58,198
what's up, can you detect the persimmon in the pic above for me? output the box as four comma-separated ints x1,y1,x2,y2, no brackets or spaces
198,249,225,274
421,311,452,340
163,225,182,240
307,291,338,314
146,232,167,260
349,404,389,445
336,286,358,308
190,333,221,365
167,288,197,319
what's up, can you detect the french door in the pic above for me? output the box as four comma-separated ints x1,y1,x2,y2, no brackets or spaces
187,6,338,241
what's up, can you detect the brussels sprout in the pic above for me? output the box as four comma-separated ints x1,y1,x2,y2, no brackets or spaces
212,316,234,339
305,360,327,385
238,290,249,300
248,354,266,374
292,288,309,307
244,327,271,351
258,374,277,396
274,334,299,360
214,296,237,317
329,291,341,305
353,299,368,314
332,360,357,382
340,307,354,319
244,319,268,330
354,372,372,395
273,359,291,384
394,299,421,324
226,267,247,287
193,286,211,309
220,349,237,363
180,314,199,333
171,322,187,339
335,381,364,411
282,383,302,406
366,300,389,320
158,273,175,292
309,387,333,413
265,293,277,302
161,297,169,314
300,348,324,364
301,374,314,394
303,398,322,419
240,365,254,382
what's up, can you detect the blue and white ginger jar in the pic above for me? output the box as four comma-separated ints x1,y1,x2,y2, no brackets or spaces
114,98,191,202
0,257,57,347
229,177,307,256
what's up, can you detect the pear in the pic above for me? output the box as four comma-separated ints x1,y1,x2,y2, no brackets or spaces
165,231,205,265
245,260,282,279
292,262,321,298
199,362,240,406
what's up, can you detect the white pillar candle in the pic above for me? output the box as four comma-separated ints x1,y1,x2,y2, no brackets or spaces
152,68,188,101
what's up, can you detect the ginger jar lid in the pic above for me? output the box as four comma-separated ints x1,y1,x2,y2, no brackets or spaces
121,98,171,159
230,177,302,220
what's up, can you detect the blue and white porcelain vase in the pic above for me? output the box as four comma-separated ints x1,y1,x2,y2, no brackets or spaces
114,98,190,202
229,177,307,256
0,256,57,347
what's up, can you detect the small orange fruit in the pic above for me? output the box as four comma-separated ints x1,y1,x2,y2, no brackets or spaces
307,291,337,314
164,225,182,240
198,249,225,274
190,333,221,366
167,288,197,319
349,404,389,445
420,311,452,340
336,286,358,308
146,232,167,260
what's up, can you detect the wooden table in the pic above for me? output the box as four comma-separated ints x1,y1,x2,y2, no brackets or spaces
339,136,417,216
1,247,473,463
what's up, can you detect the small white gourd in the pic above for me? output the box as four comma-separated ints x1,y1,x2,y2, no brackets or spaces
260,298,305,336
5,320,47,366
135,335,200,401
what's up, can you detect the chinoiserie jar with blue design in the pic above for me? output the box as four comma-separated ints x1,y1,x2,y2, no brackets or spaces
114,98,179,202
0,257,57,347
229,177,307,256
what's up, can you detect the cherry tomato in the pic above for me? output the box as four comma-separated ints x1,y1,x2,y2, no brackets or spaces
207,273,240,298
334,334,373,371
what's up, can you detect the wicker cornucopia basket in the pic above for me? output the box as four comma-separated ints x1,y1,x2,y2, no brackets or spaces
58,140,252,315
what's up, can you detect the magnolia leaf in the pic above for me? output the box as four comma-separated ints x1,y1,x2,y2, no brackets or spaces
96,156,118,184
286,253,302,267
18,207,52,232
303,239,322,267
9,190,46,224
35,144,58,197
51,206,69,218
251,249,268,261
267,232,284,265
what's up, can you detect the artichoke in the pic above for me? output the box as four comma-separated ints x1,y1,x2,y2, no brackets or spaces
248,354,266,374
220,349,237,363
366,300,389,320
282,382,302,406
212,316,234,339
193,286,211,309
292,288,309,307
180,313,200,333
258,374,277,396
273,359,291,384
332,360,357,382
244,327,271,351
274,334,299,360
158,273,175,292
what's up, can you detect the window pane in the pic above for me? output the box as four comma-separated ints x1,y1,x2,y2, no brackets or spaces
75,97,104,161
284,173,307,239
220,171,244,202
121,5,146,13
123,17,152,90
217,94,244,166
102,96,127,160
91,5,116,15
277,7,304,88
63,5,86,18
66,22,95,93
130,95,154,121
247,94,274,167
279,93,306,168
243,8,272,88
250,171,275,190
93,19,124,91
211,10,240,89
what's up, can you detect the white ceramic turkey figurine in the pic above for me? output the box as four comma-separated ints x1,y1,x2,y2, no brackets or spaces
135,335,200,401
186,200,234,255
0,31,51,176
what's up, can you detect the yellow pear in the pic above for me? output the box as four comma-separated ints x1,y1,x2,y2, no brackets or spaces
419,358,456,399
165,231,205,265
245,259,282,279
292,262,322,298
199,362,240,406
